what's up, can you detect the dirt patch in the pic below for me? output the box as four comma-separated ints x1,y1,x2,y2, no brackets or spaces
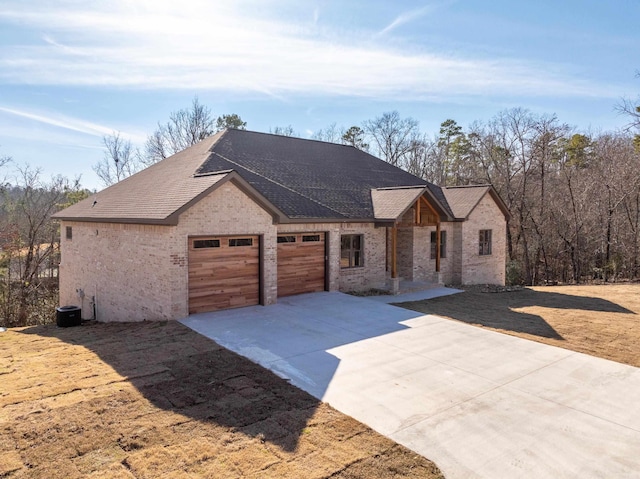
0,321,443,478
398,284,640,368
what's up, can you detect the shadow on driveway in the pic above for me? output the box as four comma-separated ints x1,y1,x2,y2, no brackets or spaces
181,291,430,399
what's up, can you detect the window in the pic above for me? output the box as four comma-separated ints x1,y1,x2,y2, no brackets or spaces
430,230,446,259
277,236,296,243
193,239,220,249
229,238,253,247
341,234,363,268
479,229,492,255
302,235,320,242
65,226,72,240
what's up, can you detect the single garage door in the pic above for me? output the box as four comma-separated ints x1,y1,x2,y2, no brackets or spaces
277,232,326,297
188,235,260,314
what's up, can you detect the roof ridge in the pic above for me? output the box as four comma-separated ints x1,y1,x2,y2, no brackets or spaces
208,150,347,218
443,184,491,189
229,128,358,149
375,185,427,191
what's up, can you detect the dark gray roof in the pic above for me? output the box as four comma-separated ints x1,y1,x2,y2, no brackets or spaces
198,129,443,220
55,129,457,224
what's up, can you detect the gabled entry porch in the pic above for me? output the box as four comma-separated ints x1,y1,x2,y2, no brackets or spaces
371,186,452,295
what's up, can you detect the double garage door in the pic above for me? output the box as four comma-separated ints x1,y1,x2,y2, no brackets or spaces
188,233,325,314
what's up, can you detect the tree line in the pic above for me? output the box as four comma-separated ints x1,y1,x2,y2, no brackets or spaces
306,108,640,285
97,97,640,286
2,93,639,327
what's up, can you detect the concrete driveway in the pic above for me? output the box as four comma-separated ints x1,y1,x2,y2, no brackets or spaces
181,290,640,479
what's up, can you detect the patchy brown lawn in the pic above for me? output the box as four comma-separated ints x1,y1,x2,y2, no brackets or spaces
0,321,443,479
399,284,640,368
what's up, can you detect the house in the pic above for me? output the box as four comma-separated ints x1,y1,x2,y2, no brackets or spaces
52,129,509,321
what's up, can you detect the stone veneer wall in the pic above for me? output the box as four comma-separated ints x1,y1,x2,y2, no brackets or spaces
460,193,507,285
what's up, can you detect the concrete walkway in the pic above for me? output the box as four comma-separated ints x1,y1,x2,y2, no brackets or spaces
181,290,640,479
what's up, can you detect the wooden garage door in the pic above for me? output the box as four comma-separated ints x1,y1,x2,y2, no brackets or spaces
188,235,260,314
277,232,326,297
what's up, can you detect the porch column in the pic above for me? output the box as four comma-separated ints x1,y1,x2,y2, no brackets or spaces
391,224,398,279
420,195,441,274
435,220,441,273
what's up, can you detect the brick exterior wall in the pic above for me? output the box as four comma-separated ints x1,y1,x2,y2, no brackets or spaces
173,181,278,316
384,194,506,286
59,181,277,322
460,194,507,285
59,184,506,322
276,222,386,292
337,223,387,292
59,221,175,322
414,224,455,284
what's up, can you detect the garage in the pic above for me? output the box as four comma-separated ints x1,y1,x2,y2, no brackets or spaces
188,235,260,314
277,232,326,297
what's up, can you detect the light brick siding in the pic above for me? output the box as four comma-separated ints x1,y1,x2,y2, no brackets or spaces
59,183,506,322
460,194,507,285
174,181,278,316
59,221,175,322
451,222,463,284
394,225,455,284
60,181,277,322
276,222,387,293
337,223,387,292
417,225,455,284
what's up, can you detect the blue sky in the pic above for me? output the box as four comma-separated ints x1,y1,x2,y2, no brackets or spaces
1,0,638,190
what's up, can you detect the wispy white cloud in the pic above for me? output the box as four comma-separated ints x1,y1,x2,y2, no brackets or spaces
0,0,619,100
0,106,146,143
377,4,437,37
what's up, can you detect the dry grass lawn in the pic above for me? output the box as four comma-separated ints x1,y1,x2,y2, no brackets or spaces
0,321,443,479
399,284,640,368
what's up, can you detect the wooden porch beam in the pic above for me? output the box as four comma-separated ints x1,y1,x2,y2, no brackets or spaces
420,195,439,217
415,196,421,225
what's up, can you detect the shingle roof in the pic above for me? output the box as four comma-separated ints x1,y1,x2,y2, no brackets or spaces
54,129,456,224
52,132,234,224
198,129,443,219
371,187,426,221
442,185,510,220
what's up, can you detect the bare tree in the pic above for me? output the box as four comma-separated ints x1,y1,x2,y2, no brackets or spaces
93,132,140,186
270,125,297,137
363,111,419,167
0,165,82,327
143,97,216,165
311,123,344,143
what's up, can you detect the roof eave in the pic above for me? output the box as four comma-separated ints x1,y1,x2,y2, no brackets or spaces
488,187,511,220
54,216,178,226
